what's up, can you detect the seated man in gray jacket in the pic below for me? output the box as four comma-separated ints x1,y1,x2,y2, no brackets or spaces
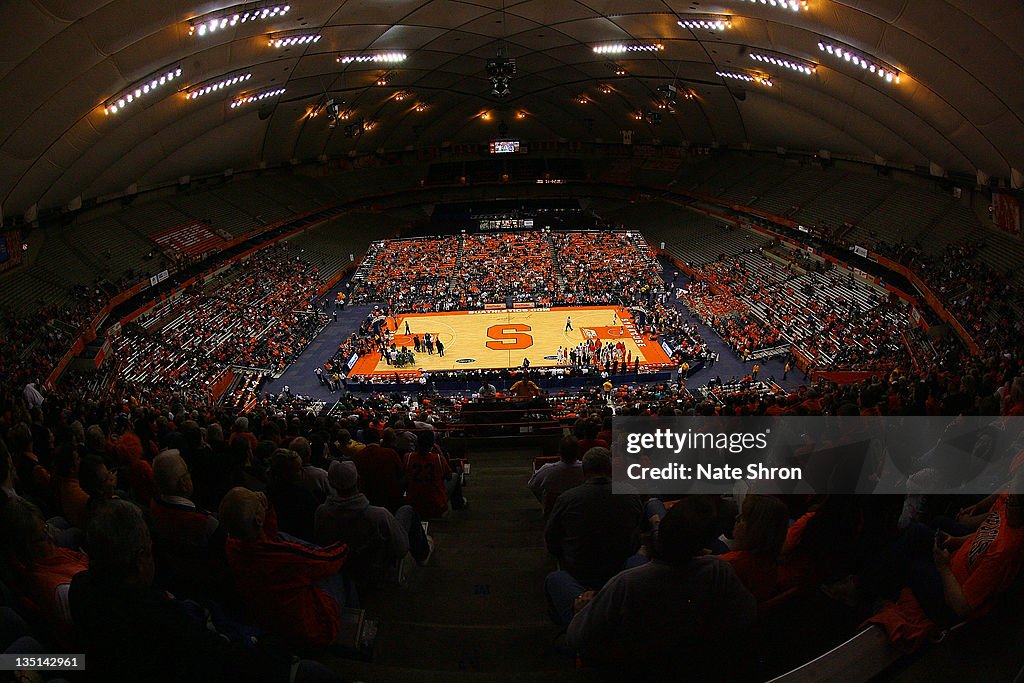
566,496,756,677
314,461,434,587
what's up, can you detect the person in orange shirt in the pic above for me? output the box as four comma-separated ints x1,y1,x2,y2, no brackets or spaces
0,497,89,647
53,445,89,530
841,472,1024,625
935,481,1024,620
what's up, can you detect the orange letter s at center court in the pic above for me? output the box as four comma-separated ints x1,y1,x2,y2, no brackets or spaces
485,323,533,350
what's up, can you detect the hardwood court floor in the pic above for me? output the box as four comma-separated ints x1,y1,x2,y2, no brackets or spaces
350,305,674,377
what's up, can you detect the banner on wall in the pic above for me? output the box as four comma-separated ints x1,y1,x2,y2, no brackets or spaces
993,192,1021,236
149,270,170,288
853,245,868,258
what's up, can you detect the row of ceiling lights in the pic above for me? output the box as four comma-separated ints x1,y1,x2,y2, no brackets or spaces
104,1,903,126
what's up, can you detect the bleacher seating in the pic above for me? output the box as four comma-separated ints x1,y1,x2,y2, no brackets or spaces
694,154,774,198
212,180,293,226
173,188,258,237
847,186,949,247
791,171,892,230
61,215,155,282
253,175,333,214
288,213,393,279
116,200,194,237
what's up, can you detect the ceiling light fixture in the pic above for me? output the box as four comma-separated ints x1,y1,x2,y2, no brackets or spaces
750,51,816,75
716,70,773,86
268,34,321,48
185,73,253,100
375,72,393,86
592,42,664,55
576,94,590,104
337,52,407,64
817,41,900,83
104,66,182,115
742,0,806,12
677,15,732,31
414,101,429,112
189,4,290,37
230,87,286,108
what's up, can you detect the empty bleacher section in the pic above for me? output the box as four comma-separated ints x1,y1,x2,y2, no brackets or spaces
115,199,194,237
744,166,849,218
718,161,803,207
603,202,769,266
590,157,643,185
253,175,330,214
631,158,684,188
691,154,776,198
171,187,261,237
976,228,1024,281
60,214,155,284
0,259,67,318
288,212,398,279
791,170,892,231
211,180,293,228
846,188,947,248
318,164,424,201
424,158,585,186
30,229,99,296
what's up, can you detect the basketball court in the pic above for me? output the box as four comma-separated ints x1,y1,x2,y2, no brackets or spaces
348,305,675,378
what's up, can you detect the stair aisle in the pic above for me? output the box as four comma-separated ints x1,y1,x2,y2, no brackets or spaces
323,449,585,682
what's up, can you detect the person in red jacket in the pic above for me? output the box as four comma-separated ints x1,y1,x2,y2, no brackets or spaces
112,421,156,507
403,431,466,519
218,487,350,649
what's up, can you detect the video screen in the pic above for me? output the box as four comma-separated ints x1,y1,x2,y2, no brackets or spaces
489,139,520,154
